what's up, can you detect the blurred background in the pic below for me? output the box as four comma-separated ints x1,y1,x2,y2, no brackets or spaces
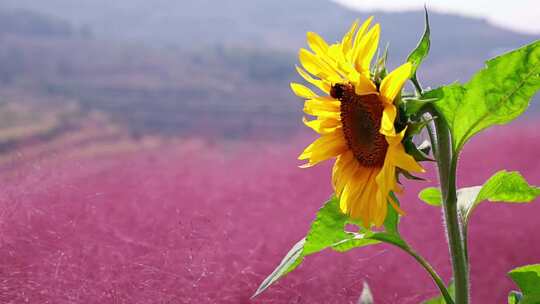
0,1,538,303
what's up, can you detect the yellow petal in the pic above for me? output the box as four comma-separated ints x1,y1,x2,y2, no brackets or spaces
349,72,377,95
341,20,359,55
304,109,341,120
340,167,369,216
291,82,318,99
307,31,329,56
303,117,341,134
385,128,406,146
388,143,425,173
380,104,397,136
375,159,396,214
358,170,379,226
332,151,356,195
371,181,388,227
327,44,352,76
299,48,341,80
295,65,331,93
298,131,347,167
346,168,378,226
353,24,380,74
303,98,340,114
380,62,412,103
349,16,374,61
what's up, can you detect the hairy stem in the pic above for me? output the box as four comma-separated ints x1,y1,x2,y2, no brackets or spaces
390,242,454,304
425,105,469,303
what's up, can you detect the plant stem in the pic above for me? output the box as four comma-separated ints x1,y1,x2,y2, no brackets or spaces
392,243,454,304
411,75,424,95
425,105,469,304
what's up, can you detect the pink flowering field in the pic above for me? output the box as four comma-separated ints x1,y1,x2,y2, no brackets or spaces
1,124,539,303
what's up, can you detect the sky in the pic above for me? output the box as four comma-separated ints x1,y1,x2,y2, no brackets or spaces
334,0,540,34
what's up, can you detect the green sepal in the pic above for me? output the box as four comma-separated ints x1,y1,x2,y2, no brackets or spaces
402,96,436,117
372,44,389,85
406,7,431,94
405,117,430,137
396,167,426,185
403,138,433,162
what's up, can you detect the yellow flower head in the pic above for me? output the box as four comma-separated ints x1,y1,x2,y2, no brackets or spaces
292,17,425,227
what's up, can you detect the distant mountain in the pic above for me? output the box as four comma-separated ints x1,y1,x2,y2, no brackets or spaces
0,1,538,144
0,9,79,38
0,0,537,85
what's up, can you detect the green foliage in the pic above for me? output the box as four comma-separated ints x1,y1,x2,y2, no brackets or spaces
369,193,408,248
423,281,455,304
418,171,539,226
252,238,305,298
508,291,523,304
509,264,540,295
253,197,382,297
430,40,540,152
475,171,540,204
384,192,401,234
407,7,431,94
458,170,540,225
419,187,443,206
369,232,407,248
508,264,540,304
520,294,540,304
302,196,353,254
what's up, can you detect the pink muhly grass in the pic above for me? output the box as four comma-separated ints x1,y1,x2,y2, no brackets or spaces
0,125,539,303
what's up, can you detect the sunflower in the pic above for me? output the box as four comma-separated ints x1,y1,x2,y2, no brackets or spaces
291,17,425,227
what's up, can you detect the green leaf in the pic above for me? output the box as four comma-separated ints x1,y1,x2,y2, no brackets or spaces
509,264,540,295
458,170,540,225
368,232,407,249
432,40,540,152
508,291,523,304
407,7,431,88
252,238,305,298
476,171,540,204
419,187,443,206
303,196,355,255
384,192,401,234
253,197,380,297
521,294,540,304
418,171,539,225
332,232,380,252
423,281,455,303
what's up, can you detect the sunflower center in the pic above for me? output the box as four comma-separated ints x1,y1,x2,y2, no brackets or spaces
331,83,388,167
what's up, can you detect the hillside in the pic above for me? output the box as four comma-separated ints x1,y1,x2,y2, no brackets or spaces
0,2,538,152
0,1,536,60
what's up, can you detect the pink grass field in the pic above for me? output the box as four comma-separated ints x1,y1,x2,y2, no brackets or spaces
1,124,539,303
